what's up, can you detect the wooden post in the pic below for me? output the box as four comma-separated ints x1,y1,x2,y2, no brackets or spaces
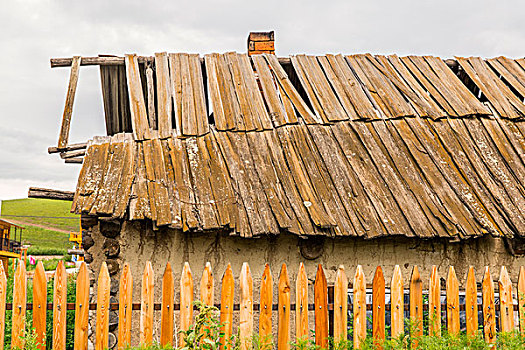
160,262,174,347
74,262,90,350
409,266,423,348
278,264,290,350
295,263,308,341
117,263,133,349
53,260,67,350
372,266,385,346
140,261,154,346
259,264,273,347
353,265,366,349
200,262,214,305
12,260,26,349
499,266,514,332
334,265,348,343
465,267,478,337
58,56,81,149
446,266,459,335
33,262,47,350
390,265,404,339
220,264,234,350
95,262,110,350
180,262,194,347
0,262,7,349
314,264,328,350
239,263,253,350
518,266,525,335
428,265,441,336
482,267,496,344
200,262,214,344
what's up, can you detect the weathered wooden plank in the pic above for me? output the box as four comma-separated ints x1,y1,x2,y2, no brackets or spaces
409,266,423,346
518,266,525,335
168,53,183,135
200,262,214,305
265,54,320,124
33,262,47,350
0,262,6,349
146,65,157,129
204,54,228,130
160,262,174,347
334,265,348,343
220,264,234,350
74,262,89,350
391,265,404,339
125,54,151,140
252,55,288,126
180,53,197,135
372,266,385,346
278,264,291,350
353,265,366,349
482,267,496,344
240,263,253,350
58,56,81,148
465,266,479,337
155,52,173,138
189,53,209,136
53,260,68,350
446,266,460,335
180,262,194,347
295,263,309,341
259,264,273,347
140,262,154,346
429,265,441,336
11,260,26,349
314,264,328,349
499,266,515,333
117,263,133,350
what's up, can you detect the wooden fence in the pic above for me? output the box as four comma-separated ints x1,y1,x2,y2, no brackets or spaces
2,261,525,350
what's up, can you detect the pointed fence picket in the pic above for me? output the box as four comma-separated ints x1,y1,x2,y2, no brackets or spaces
259,264,273,347
160,262,174,347
117,263,132,350
2,260,525,350
372,266,385,347
277,264,290,350
33,262,47,350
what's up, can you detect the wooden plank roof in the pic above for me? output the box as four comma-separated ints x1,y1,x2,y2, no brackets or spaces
71,52,525,240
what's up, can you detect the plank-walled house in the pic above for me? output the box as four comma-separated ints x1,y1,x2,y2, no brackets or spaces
47,32,525,341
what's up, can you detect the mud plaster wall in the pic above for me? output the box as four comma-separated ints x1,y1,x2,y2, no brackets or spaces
84,218,525,347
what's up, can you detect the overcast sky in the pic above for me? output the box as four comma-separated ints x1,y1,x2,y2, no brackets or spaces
0,0,523,200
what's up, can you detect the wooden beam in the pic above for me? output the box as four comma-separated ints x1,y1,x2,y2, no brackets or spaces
58,56,81,149
48,142,87,154
65,158,83,164
51,55,458,70
28,187,75,201
60,149,86,159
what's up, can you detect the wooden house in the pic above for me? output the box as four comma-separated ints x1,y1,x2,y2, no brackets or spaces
47,32,525,319
0,219,23,274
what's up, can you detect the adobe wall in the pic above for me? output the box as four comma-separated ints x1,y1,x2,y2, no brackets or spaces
81,216,525,347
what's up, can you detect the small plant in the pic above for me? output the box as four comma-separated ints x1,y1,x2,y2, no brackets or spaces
179,301,232,350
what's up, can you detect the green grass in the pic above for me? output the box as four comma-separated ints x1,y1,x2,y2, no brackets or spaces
22,226,72,255
0,198,77,255
1,198,79,231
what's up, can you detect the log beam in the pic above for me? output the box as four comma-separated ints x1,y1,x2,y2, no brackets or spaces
28,187,75,201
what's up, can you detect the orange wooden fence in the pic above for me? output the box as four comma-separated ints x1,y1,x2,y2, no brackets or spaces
2,261,525,350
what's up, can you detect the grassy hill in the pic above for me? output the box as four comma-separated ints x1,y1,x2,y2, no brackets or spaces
1,198,78,255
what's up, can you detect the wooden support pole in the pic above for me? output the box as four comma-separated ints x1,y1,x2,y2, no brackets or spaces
58,56,81,149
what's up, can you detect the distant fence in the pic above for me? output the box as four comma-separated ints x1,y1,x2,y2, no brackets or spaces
2,261,525,350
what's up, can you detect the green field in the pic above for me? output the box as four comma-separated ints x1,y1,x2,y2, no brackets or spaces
1,198,78,255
